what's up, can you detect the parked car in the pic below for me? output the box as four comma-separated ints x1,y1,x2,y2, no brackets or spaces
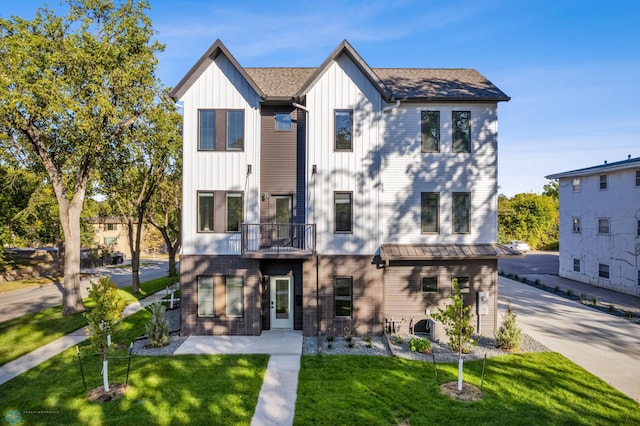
111,252,125,264
505,240,531,253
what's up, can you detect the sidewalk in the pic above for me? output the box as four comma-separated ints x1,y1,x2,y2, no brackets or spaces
0,291,166,386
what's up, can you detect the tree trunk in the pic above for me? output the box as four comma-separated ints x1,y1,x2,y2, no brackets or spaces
126,217,141,293
168,245,178,277
59,194,86,315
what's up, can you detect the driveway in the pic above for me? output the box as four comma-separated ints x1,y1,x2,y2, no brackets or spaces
498,250,559,275
499,276,640,403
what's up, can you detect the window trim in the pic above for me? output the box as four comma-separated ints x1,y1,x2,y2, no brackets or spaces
452,111,471,153
572,217,581,233
274,113,293,131
597,218,610,235
226,192,243,233
225,277,244,318
421,192,440,234
598,263,610,279
334,109,353,152
421,276,438,293
197,191,215,233
452,192,471,234
197,276,215,318
334,276,353,318
334,191,353,234
599,174,608,190
420,110,440,153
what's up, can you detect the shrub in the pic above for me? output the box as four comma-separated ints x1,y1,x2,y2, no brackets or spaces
567,289,573,297
433,278,476,353
608,304,615,313
496,303,522,351
535,279,541,285
146,302,169,348
392,334,403,344
409,337,431,353
553,286,559,293
591,296,598,307
579,293,585,303
326,335,335,342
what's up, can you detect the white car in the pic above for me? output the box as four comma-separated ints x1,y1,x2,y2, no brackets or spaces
505,240,530,253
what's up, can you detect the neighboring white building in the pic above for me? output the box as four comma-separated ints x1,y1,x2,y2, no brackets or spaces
546,156,640,296
171,39,513,336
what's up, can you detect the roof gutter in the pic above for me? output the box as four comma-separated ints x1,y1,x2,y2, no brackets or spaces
382,100,400,113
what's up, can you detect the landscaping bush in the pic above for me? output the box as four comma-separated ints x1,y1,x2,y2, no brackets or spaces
145,302,169,347
409,337,431,353
496,303,522,351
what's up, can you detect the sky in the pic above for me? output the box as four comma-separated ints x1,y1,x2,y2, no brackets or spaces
2,0,639,196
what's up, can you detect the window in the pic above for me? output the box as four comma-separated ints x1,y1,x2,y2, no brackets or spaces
275,113,292,131
421,111,440,152
572,217,581,233
334,277,353,317
573,259,580,272
199,110,216,150
599,174,608,190
452,111,471,153
421,277,438,292
104,223,117,231
572,178,580,192
225,277,243,317
226,193,243,232
452,192,471,233
104,237,117,246
421,192,439,233
598,218,610,235
598,264,610,279
198,192,215,232
636,170,640,187
334,192,353,233
637,220,640,237
227,110,244,151
455,277,470,293
335,110,353,151
197,276,214,317
638,270,640,286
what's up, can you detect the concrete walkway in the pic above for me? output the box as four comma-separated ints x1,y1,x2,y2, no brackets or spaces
499,276,640,403
0,291,166,386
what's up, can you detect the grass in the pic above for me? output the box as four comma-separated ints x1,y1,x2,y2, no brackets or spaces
0,273,96,294
0,275,178,366
295,354,640,425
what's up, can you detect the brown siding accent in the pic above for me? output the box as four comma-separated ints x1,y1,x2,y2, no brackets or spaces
180,255,262,336
302,255,384,337
383,259,498,336
215,110,227,151
260,106,298,223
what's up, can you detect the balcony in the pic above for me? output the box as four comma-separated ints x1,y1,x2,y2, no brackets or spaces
241,223,316,259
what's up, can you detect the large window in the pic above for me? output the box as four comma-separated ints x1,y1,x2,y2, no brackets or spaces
572,217,581,233
573,259,580,272
226,277,243,317
334,277,353,317
226,193,243,232
452,192,471,233
335,110,353,151
421,111,440,152
452,111,471,153
598,218,610,235
572,178,581,192
599,174,608,190
275,113,292,131
421,277,438,292
198,192,215,232
421,192,439,233
334,192,353,233
199,109,216,150
598,264,610,279
197,276,214,317
227,110,244,151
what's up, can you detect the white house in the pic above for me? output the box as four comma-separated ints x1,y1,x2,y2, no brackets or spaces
546,156,640,297
170,39,513,336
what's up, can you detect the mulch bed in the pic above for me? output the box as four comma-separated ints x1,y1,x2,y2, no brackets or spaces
439,381,482,401
86,383,128,402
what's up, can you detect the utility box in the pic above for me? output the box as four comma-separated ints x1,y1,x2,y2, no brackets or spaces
477,292,489,315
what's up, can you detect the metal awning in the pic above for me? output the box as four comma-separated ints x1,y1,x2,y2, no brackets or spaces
379,243,521,261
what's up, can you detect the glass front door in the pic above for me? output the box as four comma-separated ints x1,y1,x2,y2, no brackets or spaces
270,276,293,329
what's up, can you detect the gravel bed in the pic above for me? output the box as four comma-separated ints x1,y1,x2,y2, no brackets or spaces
303,333,549,363
131,308,187,356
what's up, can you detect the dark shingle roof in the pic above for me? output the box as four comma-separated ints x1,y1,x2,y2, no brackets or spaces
245,68,315,99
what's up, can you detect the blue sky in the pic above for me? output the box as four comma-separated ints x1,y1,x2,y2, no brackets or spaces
3,0,639,196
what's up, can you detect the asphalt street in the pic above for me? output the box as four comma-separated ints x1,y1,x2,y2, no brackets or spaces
0,260,170,322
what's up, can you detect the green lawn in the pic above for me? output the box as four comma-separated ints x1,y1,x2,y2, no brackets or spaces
0,275,178,366
296,354,640,425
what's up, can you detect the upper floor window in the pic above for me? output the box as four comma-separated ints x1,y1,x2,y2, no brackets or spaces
275,113,292,131
421,111,440,152
598,263,610,279
335,110,353,151
599,174,608,190
452,111,471,153
573,259,580,272
598,218,610,235
636,170,640,187
334,276,353,317
572,178,580,192
421,276,438,292
334,192,353,233
421,192,439,233
452,192,471,233
572,217,581,233
198,109,244,151
104,223,117,231
226,193,243,232
637,220,640,237
198,192,215,232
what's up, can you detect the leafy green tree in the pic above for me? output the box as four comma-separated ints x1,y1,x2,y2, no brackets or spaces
542,180,559,199
498,192,558,250
99,90,181,291
84,276,125,393
0,0,163,313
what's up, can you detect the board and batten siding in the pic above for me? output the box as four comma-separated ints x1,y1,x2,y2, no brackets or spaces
179,54,262,255
305,54,383,255
381,104,498,244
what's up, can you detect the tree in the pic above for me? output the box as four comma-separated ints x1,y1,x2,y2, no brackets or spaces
84,276,125,393
99,90,181,291
0,0,163,313
498,191,559,250
542,180,559,199
495,303,522,351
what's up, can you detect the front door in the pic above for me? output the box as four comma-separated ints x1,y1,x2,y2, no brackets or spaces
270,276,293,329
